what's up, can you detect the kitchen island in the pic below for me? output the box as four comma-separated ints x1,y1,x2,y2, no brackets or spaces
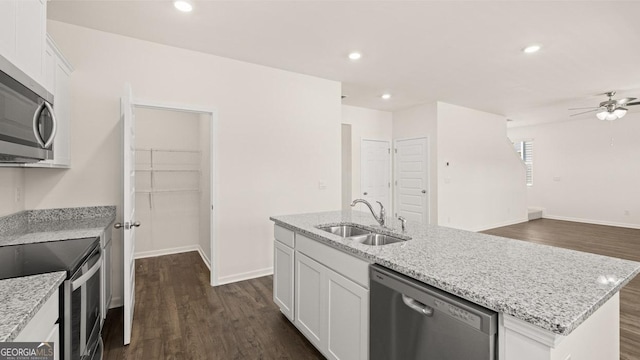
271,210,640,360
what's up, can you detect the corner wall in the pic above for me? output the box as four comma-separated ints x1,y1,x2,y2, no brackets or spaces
508,113,640,228
437,102,527,231
25,21,341,301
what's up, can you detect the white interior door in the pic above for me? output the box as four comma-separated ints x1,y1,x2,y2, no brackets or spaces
394,138,429,224
120,84,138,345
360,139,390,210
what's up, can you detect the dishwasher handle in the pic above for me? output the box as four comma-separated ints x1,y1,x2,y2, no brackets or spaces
402,294,433,316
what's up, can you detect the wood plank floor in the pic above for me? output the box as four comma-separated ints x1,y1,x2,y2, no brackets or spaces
483,219,640,360
101,251,323,360
103,219,639,359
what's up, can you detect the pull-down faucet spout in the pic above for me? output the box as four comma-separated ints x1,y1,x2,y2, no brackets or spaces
350,199,386,227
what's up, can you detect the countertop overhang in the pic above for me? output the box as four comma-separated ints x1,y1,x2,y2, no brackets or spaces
270,210,640,336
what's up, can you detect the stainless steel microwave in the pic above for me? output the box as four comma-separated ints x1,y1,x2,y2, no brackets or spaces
0,54,56,163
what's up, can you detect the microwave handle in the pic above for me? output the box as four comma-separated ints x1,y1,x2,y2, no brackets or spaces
42,101,57,148
72,251,103,291
31,101,57,149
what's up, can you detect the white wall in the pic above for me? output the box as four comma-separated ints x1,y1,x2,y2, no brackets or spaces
133,107,202,257
341,124,352,210
508,112,640,228
341,105,392,206
437,102,527,231
24,21,341,301
0,168,25,216
392,102,438,224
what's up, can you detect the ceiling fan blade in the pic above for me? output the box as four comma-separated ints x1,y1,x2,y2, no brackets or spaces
616,97,637,105
568,107,598,110
626,101,640,106
570,108,601,116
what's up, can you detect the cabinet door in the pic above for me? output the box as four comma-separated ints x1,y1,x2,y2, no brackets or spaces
0,0,16,61
295,252,326,350
273,240,294,320
326,270,369,360
15,0,45,83
45,322,60,360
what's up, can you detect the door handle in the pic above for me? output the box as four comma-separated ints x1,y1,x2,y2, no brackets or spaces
114,223,123,229
402,294,433,316
131,221,141,228
32,102,47,148
42,101,57,148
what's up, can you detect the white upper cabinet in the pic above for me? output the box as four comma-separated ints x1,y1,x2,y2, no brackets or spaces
27,36,73,168
2,0,47,86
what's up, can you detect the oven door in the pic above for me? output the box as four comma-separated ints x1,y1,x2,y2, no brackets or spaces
66,246,102,360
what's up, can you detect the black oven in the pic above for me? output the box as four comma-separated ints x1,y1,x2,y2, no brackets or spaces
65,243,103,360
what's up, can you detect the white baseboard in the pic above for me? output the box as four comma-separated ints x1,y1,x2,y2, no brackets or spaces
134,245,200,259
474,217,529,232
109,296,123,309
543,215,640,230
216,267,273,286
197,246,211,271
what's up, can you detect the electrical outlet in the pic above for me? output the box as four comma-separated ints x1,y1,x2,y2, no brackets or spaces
14,187,21,203
624,210,630,216
553,176,561,182
318,181,327,190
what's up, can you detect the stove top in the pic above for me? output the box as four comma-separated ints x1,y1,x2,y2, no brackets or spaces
0,237,100,280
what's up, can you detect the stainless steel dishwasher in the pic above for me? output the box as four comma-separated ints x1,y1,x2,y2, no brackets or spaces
370,264,498,360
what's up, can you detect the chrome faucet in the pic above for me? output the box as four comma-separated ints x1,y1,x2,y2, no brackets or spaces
350,199,386,227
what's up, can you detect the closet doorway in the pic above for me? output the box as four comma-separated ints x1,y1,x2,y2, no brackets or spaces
131,101,218,286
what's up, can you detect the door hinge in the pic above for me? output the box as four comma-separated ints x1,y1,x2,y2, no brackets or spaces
395,180,398,186
388,182,391,188
394,148,398,153
388,148,390,154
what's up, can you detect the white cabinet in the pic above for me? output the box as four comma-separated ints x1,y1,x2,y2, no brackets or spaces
275,228,370,360
14,288,60,360
0,0,46,86
326,270,369,360
101,227,113,322
26,36,73,168
274,240,294,320
295,252,326,349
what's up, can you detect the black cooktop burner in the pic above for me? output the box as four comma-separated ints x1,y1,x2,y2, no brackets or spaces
0,237,100,280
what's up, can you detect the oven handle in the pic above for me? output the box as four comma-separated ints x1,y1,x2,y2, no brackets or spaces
72,252,103,291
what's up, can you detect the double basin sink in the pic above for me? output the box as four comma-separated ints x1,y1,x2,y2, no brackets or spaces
316,224,410,246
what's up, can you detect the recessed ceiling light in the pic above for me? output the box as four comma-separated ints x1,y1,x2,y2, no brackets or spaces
348,52,362,60
523,44,541,54
174,0,193,12
381,93,391,100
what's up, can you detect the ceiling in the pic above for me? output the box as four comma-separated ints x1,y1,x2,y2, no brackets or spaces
48,1,640,126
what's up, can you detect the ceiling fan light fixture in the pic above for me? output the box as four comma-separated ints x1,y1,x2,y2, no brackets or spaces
613,107,627,119
596,110,608,121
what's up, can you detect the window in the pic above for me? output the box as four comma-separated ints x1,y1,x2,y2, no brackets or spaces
513,140,533,186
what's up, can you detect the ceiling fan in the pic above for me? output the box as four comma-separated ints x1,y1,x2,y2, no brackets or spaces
570,91,640,121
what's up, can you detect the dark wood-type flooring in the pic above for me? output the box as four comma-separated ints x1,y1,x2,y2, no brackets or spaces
103,219,639,359
101,251,323,359
483,218,640,360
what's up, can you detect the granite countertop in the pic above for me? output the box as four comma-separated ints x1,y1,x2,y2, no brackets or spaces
0,206,116,342
0,206,116,246
0,271,66,342
270,210,640,336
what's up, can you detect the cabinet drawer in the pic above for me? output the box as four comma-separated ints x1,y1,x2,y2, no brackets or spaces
274,225,295,248
296,234,370,289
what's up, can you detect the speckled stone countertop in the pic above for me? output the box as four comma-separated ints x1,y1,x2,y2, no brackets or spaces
270,210,640,336
0,271,66,342
0,206,116,246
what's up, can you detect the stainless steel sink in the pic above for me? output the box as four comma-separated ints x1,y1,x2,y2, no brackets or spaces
317,224,409,245
317,225,370,238
351,233,406,246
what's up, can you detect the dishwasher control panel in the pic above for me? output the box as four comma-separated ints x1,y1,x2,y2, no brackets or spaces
434,298,482,330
